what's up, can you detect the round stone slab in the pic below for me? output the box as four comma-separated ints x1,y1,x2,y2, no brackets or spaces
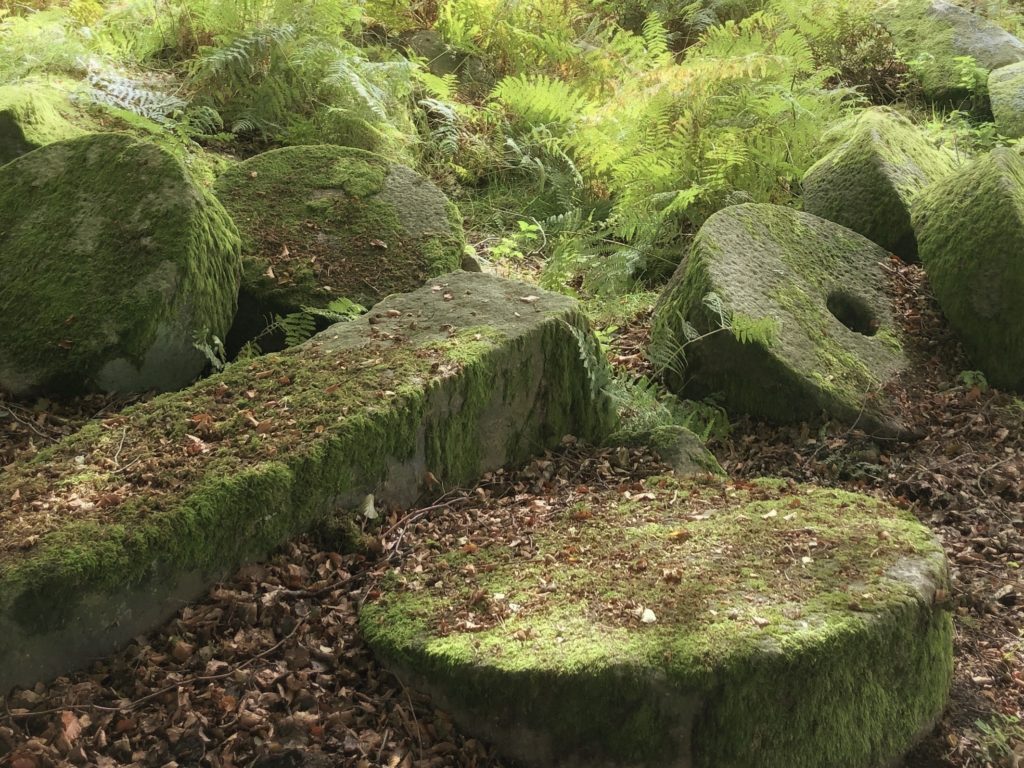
214,144,465,315
649,204,908,436
361,478,952,768
0,132,241,396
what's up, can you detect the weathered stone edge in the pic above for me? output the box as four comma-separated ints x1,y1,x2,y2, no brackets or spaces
0,274,614,693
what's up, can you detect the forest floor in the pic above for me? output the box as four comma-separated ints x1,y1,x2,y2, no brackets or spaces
0,263,1022,768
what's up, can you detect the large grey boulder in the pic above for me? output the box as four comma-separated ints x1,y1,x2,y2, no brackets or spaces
363,476,952,768
802,108,956,260
912,147,1024,392
877,0,1024,102
0,133,241,396
649,204,908,435
988,61,1024,137
0,272,614,692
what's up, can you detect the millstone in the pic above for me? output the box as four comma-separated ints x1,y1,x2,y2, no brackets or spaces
213,144,465,350
802,108,956,261
361,477,953,768
649,204,908,435
0,84,84,165
0,132,241,396
876,0,1024,103
912,147,1024,392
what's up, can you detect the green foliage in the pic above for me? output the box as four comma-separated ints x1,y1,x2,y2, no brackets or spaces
239,298,366,358
958,369,990,393
973,713,1024,765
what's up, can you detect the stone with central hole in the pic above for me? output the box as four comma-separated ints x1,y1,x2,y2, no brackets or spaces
649,204,908,436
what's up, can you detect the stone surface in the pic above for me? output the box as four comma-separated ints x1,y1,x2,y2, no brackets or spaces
0,272,614,693
802,108,956,260
214,145,465,348
912,147,1024,392
362,477,953,768
0,132,241,396
0,84,84,166
877,0,1024,102
989,61,1024,137
649,204,908,435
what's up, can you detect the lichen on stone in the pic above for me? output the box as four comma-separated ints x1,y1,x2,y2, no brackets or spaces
911,146,1024,391
0,132,242,396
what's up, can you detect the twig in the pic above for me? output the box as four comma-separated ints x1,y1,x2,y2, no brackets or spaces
1,625,301,721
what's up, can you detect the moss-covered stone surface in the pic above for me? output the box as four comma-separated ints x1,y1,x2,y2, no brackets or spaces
214,145,465,341
911,147,1024,391
877,0,1024,103
0,84,85,165
988,61,1024,137
0,132,242,397
0,272,614,692
802,108,956,260
361,476,952,768
649,204,908,435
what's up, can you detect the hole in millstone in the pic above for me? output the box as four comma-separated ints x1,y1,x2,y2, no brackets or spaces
826,290,878,336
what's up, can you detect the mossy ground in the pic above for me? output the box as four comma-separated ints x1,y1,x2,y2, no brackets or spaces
650,204,907,433
0,132,241,396
912,147,1024,391
362,475,952,767
801,107,957,260
214,145,465,317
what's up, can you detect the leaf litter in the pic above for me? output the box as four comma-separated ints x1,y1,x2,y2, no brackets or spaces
0,262,1021,766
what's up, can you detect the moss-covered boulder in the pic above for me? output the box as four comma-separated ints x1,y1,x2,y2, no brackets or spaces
877,0,1024,103
989,61,1024,137
912,148,1024,391
649,204,907,435
214,145,465,347
0,84,85,166
0,133,242,397
362,476,952,768
802,109,956,260
0,272,614,692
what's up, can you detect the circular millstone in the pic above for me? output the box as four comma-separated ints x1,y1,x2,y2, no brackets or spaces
361,477,952,768
213,145,465,340
0,132,241,396
649,204,908,435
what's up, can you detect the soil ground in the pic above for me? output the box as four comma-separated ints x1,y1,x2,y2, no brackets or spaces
0,263,1021,767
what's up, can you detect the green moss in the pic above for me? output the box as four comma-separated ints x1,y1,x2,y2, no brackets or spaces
650,204,907,432
0,275,612,653
912,147,1024,391
0,83,85,165
989,61,1024,137
361,477,952,767
802,108,957,260
214,145,465,318
0,132,241,396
